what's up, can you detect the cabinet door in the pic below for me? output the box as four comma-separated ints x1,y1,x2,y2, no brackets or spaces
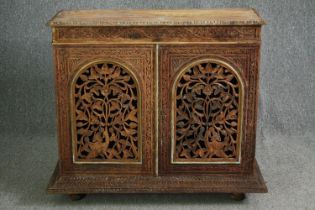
54,45,155,175
158,44,259,175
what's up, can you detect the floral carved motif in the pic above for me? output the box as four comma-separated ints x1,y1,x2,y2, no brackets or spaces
72,61,141,162
173,61,242,163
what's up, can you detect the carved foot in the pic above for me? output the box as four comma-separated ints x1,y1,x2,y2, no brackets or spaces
230,193,246,201
68,194,86,201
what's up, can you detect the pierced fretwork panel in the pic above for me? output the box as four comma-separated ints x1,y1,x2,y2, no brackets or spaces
71,61,141,163
172,59,243,164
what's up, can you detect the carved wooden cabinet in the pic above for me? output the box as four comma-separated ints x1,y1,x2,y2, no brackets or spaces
47,9,267,200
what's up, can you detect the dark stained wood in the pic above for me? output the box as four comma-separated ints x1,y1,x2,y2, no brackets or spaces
47,9,267,200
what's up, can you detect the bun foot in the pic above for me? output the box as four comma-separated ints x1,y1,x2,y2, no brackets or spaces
230,193,246,201
68,194,86,201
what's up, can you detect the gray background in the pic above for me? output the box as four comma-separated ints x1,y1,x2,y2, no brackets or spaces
0,0,314,209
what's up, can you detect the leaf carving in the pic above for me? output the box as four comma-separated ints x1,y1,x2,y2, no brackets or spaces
92,101,103,111
174,61,240,161
73,62,140,161
80,74,88,81
88,67,99,80
125,110,138,122
110,101,120,112
76,110,88,121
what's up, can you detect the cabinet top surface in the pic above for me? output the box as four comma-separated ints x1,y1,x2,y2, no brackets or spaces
48,8,265,27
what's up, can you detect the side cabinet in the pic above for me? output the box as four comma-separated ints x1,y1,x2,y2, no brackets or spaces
47,9,267,199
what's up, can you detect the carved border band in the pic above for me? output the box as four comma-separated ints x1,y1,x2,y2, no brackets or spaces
54,26,260,43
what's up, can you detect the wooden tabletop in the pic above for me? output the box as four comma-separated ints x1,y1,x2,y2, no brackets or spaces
48,9,265,27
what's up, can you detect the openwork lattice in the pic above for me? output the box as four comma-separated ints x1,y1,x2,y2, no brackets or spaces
172,60,243,163
71,61,140,163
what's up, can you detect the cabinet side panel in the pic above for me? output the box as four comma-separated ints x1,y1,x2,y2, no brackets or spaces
54,46,71,171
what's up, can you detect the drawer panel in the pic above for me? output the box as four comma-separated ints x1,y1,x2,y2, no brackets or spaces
53,26,261,43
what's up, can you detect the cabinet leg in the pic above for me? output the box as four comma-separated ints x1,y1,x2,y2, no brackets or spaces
230,193,246,201
68,194,86,201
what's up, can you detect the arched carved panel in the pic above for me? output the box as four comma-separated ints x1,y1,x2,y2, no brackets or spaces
71,60,141,163
171,59,244,164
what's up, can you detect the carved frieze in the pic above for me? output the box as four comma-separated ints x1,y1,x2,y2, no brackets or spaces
54,26,260,42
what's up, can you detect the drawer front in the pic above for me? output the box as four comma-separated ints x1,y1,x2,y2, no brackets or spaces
53,26,260,43
54,44,155,175
158,44,260,175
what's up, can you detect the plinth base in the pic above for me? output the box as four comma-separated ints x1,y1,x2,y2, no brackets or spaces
47,159,267,195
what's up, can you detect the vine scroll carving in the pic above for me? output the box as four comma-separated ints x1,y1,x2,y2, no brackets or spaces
71,61,141,163
172,59,243,163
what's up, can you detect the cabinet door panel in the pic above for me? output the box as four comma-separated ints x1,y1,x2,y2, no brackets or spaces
71,60,142,164
159,44,259,175
54,45,155,175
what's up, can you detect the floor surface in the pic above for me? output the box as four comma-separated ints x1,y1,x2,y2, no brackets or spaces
0,131,314,210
